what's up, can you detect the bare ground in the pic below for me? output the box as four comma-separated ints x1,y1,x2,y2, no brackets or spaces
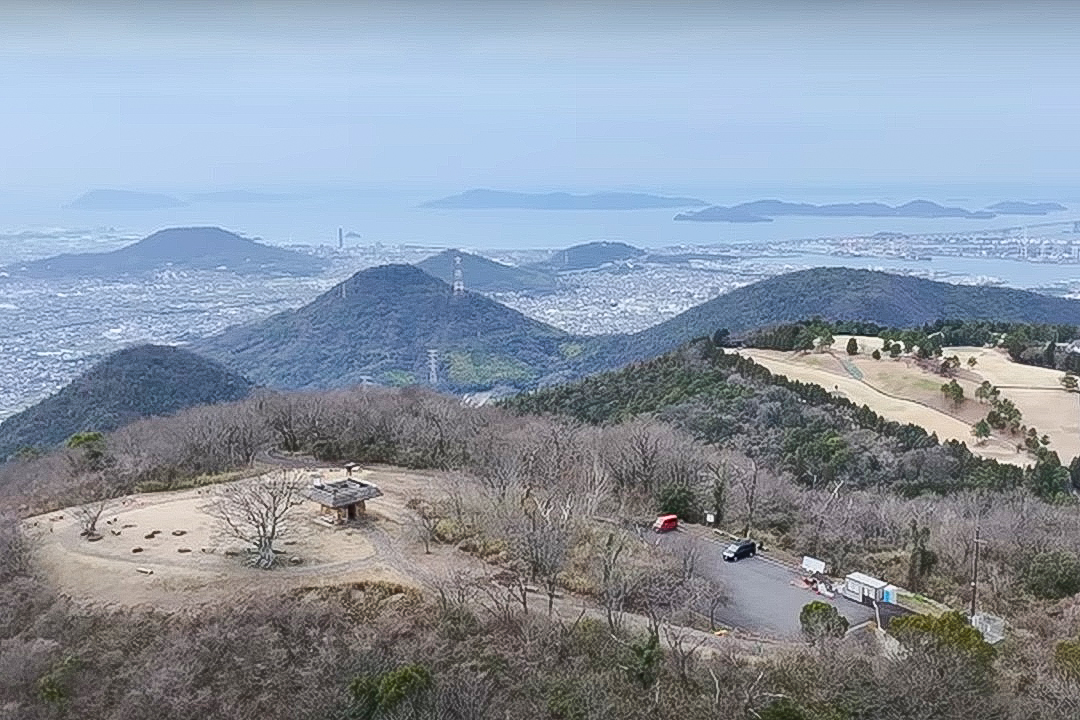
22,465,492,611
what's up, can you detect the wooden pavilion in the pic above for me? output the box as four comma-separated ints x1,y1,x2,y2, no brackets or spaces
303,477,383,525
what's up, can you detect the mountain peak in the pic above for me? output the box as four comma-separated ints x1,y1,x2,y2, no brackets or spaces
2,226,327,278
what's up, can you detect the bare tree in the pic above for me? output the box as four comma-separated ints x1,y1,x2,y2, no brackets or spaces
72,487,112,539
733,456,759,539
406,497,442,554
205,471,306,569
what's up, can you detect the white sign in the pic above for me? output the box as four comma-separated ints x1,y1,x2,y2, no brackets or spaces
801,556,827,575
705,512,715,525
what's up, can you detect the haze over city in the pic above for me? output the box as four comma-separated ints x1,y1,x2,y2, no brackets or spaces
4,6,1080,717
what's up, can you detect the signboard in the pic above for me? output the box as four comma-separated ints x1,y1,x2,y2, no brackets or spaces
705,512,716,525
801,556,827,575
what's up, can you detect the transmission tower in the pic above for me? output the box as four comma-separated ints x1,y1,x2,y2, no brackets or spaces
452,255,465,296
427,349,439,386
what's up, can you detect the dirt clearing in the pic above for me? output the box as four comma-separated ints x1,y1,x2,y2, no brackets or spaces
22,465,486,610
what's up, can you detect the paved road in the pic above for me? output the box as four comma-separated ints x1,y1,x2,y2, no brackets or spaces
659,530,876,638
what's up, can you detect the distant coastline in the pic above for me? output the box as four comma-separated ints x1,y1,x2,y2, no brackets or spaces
675,199,1067,223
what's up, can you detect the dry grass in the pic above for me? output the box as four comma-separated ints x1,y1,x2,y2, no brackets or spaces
739,335,1080,465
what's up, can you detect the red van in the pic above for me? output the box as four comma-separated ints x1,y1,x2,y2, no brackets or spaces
652,514,678,533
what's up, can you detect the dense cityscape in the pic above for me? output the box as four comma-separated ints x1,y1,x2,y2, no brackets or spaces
1,219,1079,420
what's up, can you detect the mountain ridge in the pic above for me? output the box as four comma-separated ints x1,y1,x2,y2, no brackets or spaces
2,226,327,278
417,249,557,293
0,345,253,461
592,267,1080,370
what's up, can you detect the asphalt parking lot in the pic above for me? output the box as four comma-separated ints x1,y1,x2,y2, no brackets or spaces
658,530,876,637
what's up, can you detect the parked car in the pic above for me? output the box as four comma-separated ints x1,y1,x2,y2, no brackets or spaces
722,539,756,562
652,514,678,533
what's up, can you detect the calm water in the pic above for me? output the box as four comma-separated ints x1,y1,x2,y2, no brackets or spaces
2,185,1079,289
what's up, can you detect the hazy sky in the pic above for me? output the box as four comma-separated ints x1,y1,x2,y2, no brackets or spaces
3,0,1079,196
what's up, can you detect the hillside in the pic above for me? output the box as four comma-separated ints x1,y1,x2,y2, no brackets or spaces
417,249,557,293
192,264,576,391
530,241,647,272
1,226,327,278
594,267,1080,370
421,188,708,210
0,345,252,460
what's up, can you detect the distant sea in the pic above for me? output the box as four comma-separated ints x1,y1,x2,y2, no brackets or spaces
2,184,1079,288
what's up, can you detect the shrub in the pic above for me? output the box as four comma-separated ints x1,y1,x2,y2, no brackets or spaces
1024,550,1080,600
1055,639,1080,680
799,601,848,640
890,611,995,668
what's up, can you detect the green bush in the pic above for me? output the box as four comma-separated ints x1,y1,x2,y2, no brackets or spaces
1055,638,1080,680
799,601,849,640
890,611,995,668
1024,550,1080,600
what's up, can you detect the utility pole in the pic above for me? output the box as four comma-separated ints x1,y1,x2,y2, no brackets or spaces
969,524,982,618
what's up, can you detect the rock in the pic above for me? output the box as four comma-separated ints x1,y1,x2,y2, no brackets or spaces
177,548,192,554
288,556,303,565
131,547,143,553
86,533,103,542
171,530,187,537
143,534,157,540
136,567,153,575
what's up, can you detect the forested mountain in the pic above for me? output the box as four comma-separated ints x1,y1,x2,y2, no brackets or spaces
193,264,577,391
529,241,647,272
1,226,327,278
593,268,1080,370
417,249,557,293
0,345,252,460
507,337,1075,499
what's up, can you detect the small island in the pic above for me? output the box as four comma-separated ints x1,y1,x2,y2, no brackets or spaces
65,189,188,211
675,198,1068,223
421,188,708,210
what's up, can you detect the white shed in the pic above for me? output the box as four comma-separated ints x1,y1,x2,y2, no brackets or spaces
842,571,888,604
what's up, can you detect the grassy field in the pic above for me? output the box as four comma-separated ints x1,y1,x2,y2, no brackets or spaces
739,336,1080,465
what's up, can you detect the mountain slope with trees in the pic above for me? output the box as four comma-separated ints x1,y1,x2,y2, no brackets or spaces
529,241,647,272
417,249,557,293
1,226,327,278
593,268,1080,371
0,344,253,460
193,264,576,391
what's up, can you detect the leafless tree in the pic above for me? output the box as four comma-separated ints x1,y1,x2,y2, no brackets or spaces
205,471,306,569
733,455,759,539
70,475,115,539
406,497,442,554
